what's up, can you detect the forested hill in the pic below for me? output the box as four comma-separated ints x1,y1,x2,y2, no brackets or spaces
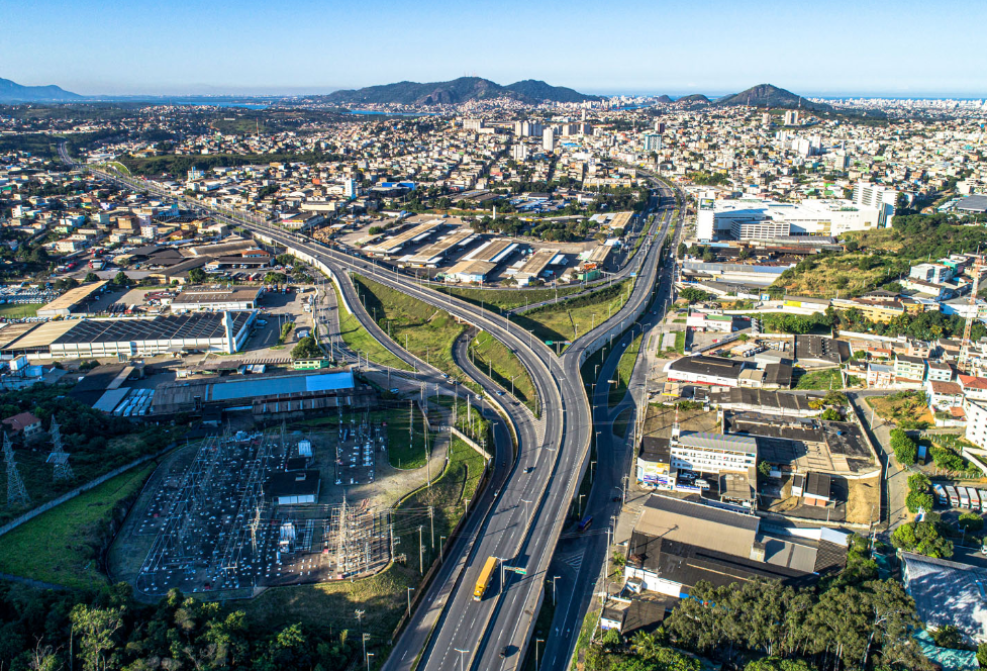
322,76,598,105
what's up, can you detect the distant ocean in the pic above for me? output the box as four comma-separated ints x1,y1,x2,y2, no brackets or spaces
175,101,270,109
346,109,439,117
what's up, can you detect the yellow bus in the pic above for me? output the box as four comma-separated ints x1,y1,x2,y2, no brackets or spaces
473,556,497,601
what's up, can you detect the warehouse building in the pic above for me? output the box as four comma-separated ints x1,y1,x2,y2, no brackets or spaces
404,228,476,267
37,281,110,318
1,311,255,359
151,368,373,422
444,238,520,284
624,495,847,598
364,219,445,256
170,286,263,313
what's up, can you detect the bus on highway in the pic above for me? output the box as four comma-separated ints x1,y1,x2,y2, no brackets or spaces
474,556,497,601
578,515,593,532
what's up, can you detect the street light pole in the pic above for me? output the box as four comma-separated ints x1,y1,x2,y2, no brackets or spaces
454,649,470,671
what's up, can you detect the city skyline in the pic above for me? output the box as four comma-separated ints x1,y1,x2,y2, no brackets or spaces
4,0,986,98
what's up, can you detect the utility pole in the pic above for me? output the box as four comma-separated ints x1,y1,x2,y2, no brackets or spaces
429,506,435,549
418,526,424,574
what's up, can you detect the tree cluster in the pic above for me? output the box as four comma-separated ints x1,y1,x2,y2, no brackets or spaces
587,537,929,671
677,287,713,304
890,429,918,466
290,336,323,360
891,514,954,559
0,584,363,671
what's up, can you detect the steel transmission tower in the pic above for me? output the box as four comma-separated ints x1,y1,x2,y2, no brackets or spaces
47,415,75,482
4,432,30,506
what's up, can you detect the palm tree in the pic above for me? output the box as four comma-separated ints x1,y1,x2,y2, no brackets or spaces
629,630,661,659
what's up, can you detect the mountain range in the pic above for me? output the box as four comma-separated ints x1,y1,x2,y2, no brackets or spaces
0,75,835,114
713,83,832,111
0,77,81,102
319,77,600,105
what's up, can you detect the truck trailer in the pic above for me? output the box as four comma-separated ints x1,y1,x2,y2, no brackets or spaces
473,556,498,601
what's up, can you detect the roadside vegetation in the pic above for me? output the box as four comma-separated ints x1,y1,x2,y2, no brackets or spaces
435,284,586,313
468,330,538,414
353,274,469,381
515,280,634,352
330,280,412,371
612,407,633,439
608,334,642,408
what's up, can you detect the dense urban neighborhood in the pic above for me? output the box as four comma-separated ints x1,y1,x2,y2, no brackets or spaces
2,73,987,671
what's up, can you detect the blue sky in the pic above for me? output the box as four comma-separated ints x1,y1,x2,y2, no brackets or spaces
3,0,985,97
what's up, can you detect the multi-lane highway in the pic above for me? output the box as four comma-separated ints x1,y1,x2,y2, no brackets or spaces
62,145,679,670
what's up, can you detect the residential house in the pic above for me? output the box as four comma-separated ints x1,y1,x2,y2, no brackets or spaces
1,412,43,440
894,354,926,384
926,360,953,383
927,380,965,413
866,363,895,389
959,375,987,402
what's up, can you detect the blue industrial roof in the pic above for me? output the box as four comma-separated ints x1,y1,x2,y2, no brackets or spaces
210,371,354,401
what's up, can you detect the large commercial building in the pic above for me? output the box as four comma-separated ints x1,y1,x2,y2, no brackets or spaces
170,287,262,313
624,495,847,598
151,368,374,423
852,181,898,227
36,281,110,318
670,431,758,474
0,311,255,359
696,198,882,243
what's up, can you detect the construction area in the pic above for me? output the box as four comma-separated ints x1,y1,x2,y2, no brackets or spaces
131,418,393,597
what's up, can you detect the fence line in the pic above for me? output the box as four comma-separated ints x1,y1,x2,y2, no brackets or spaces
0,443,178,539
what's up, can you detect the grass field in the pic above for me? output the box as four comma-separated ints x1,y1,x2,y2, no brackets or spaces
675,330,686,354
794,367,862,390
436,285,586,313
468,331,538,414
0,428,184,526
0,462,156,589
866,391,934,428
331,280,413,371
385,405,431,470
353,274,468,382
0,303,42,318
515,280,634,353
101,160,132,175
769,252,895,298
608,334,642,409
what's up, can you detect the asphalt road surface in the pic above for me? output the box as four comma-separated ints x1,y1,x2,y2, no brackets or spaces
65,147,680,671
